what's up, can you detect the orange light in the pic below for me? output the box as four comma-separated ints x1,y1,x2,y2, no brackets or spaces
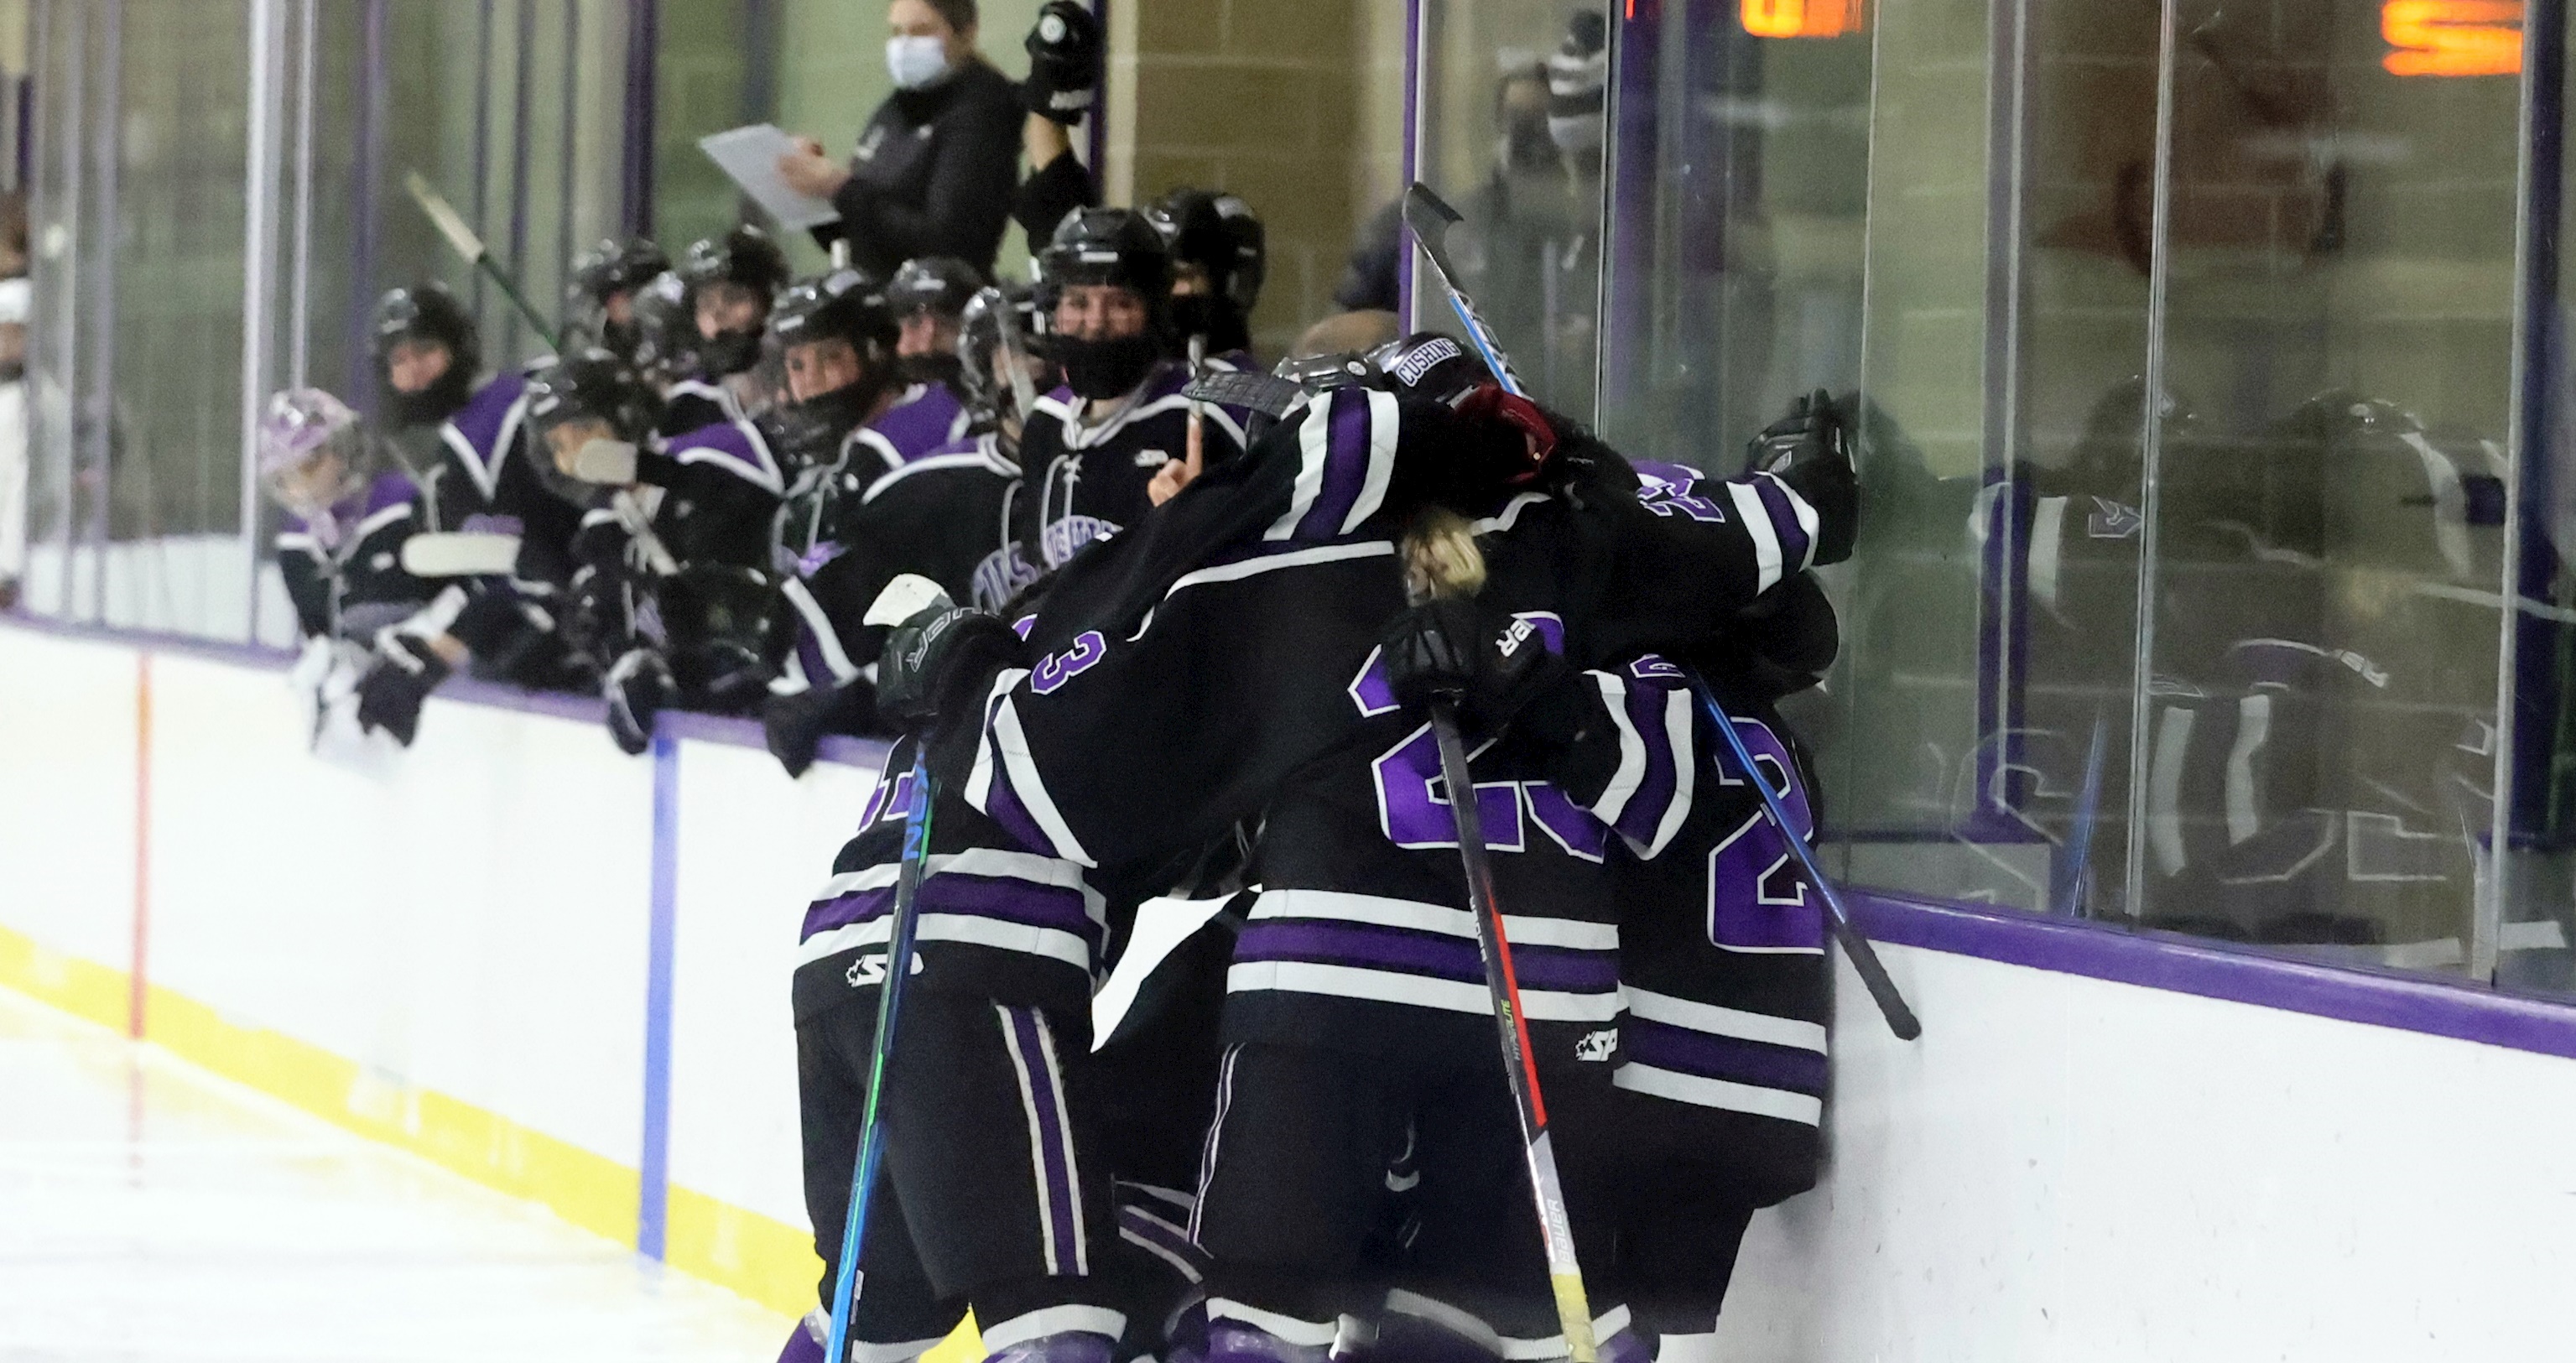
1741,0,1862,39
2382,0,2522,76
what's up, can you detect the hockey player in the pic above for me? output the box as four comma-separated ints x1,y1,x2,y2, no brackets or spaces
258,388,433,723
868,334,1857,1363
664,225,793,434
1018,207,1253,573
762,284,1048,774
842,255,984,478
351,283,582,745
528,348,792,753
1146,188,1266,364
759,268,918,559
563,237,670,362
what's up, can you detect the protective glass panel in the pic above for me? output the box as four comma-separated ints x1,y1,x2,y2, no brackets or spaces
1588,0,2535,965
1411,0,1608,419
2130,3,2520,971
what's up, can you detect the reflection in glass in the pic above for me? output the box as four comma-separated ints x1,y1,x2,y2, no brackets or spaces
1586,0,2537,980
1413,0,1609,419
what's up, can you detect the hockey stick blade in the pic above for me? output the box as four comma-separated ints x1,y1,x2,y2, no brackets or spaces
1401,183,1528,396
825,752,938,1363
1692,680,1921,1041
1428,697,1599,1363
398,531,522,578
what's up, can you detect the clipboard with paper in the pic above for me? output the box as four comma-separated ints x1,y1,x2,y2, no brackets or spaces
698,124,844,231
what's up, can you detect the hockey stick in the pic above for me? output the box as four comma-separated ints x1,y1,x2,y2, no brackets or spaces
1405,533,1596,1363
1687,679,1922,1041
1404,179,1920,1042
403,169,562,353
822,575,953,1363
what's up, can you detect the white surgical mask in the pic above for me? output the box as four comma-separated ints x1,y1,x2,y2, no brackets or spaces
886,35,952,91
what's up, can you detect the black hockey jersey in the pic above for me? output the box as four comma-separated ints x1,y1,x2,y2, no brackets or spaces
775,433,1032,716
1012,360,1254,573
778,383,981,562
275,471,431,642
931,388,1847,1027
408,372,585,678
1610,693,1829,1204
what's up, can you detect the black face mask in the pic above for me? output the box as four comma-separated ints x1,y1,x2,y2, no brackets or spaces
383,365,475,429
699,327,763,378
1166,294,1252,359
900,350,965,393
1057,332,1163,401
596,318,642,362
773,378,886,476
0,361,23,383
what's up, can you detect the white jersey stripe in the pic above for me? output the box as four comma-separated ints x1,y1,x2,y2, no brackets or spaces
1622,986,1828,1052
1246,888,1618,949
1226,960,1622,1022
1725,481,1784,593
1614,1062,1823,1125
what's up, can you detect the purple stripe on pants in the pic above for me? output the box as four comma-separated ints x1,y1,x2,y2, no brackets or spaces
803,886,892,939
1002,1005,1083,1271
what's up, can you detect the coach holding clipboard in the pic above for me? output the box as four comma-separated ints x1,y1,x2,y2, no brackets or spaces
775,0,1022,277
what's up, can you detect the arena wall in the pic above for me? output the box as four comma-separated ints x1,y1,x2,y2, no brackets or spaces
5,618,2574,1360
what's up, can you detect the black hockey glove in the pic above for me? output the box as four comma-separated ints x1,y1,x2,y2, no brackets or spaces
1697,570,1841,710
1023,1,1103,125
877,606,1028,728
1379,597,1588,739
605,647,675,756
355,633,450,747
763,681,866,778
1746,388,1858,565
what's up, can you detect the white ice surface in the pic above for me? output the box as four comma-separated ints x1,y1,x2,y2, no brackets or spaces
0,986,790,1362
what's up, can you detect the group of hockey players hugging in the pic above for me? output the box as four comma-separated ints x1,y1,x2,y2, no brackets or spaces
253,8,1857,1363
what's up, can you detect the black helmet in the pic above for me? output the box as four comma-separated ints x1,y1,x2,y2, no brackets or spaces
1147,188,1267,315
571,237,672,304
768,268,898,357
1367,331,1493,407
527,348,662,445
1036,208,1173,316
886,257,985,322
372,283,480,427
628,270,696,382
566,237,670,359
679,225,794,299
957,283,1053,425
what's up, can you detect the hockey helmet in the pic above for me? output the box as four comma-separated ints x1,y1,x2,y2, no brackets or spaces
957,282,1054,424
679,225,794,299
886,257,986,321
372,282,479,375
1147,188,1267,315
1368,332,1493,408
528,348,661,443
627,270,698,382
1036,208,1173,315
572,237,671,304
770,268,899,357
256,387,369,518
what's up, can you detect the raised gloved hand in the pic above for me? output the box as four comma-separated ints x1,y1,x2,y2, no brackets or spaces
1378,596,1582,738
355,632,451,747
605,647,675,756
877,606,1027,727
1745,388,1857,565
1023,1,1104,125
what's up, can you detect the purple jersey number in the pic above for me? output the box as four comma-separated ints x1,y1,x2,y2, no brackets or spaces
1632,462,1729,525
1707,717,1824,953
1030,630,1107,695
1373,723,1527,852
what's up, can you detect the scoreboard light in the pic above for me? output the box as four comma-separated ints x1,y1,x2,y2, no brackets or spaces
1741,0,1863,39
2381,0,2522,76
